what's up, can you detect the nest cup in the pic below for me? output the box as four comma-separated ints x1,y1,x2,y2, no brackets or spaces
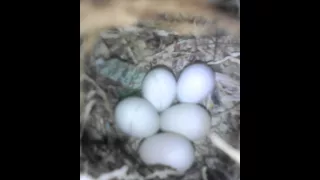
80,1,240,179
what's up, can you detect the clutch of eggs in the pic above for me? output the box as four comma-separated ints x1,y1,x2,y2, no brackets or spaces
114,63,216,173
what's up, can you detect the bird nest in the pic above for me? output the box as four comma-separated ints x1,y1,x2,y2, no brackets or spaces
80,1,240,180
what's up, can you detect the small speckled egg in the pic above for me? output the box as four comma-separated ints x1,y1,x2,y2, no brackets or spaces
142,67,177,112
177,63,216,103
138,132,195,174
160,103,211,141
114,97,160,138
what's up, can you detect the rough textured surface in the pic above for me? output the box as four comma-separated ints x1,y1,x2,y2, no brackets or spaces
80,0,240,37
80,0,240,179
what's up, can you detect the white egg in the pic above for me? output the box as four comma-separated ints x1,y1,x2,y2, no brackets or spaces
114,97,160,138
177,63,216,103
160,103,211,141
142,67,177,112
138,132,195,174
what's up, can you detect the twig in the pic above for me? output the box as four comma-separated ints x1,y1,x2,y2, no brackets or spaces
201,166,208,180
80,99,97,140
145,169,180,179
98,166,129,180
209,133,240,165
208,55,240,65
80,74,113,120
80,166,129,180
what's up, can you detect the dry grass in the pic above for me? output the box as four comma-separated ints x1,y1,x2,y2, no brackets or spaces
80,0,239,35
80,0,240,54
80,1,240,179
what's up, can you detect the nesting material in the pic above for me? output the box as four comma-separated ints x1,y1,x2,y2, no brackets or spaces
80,1,240,178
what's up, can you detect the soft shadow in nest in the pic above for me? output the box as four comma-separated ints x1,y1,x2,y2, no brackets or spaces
210,0,240,18
80,125,130,177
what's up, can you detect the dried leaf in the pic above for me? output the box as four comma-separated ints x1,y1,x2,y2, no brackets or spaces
96,58,147,96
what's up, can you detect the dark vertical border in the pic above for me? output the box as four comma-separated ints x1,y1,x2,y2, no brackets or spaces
241,0,258,180
241,0,293,179
0,0,78,177
24,1,79,178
